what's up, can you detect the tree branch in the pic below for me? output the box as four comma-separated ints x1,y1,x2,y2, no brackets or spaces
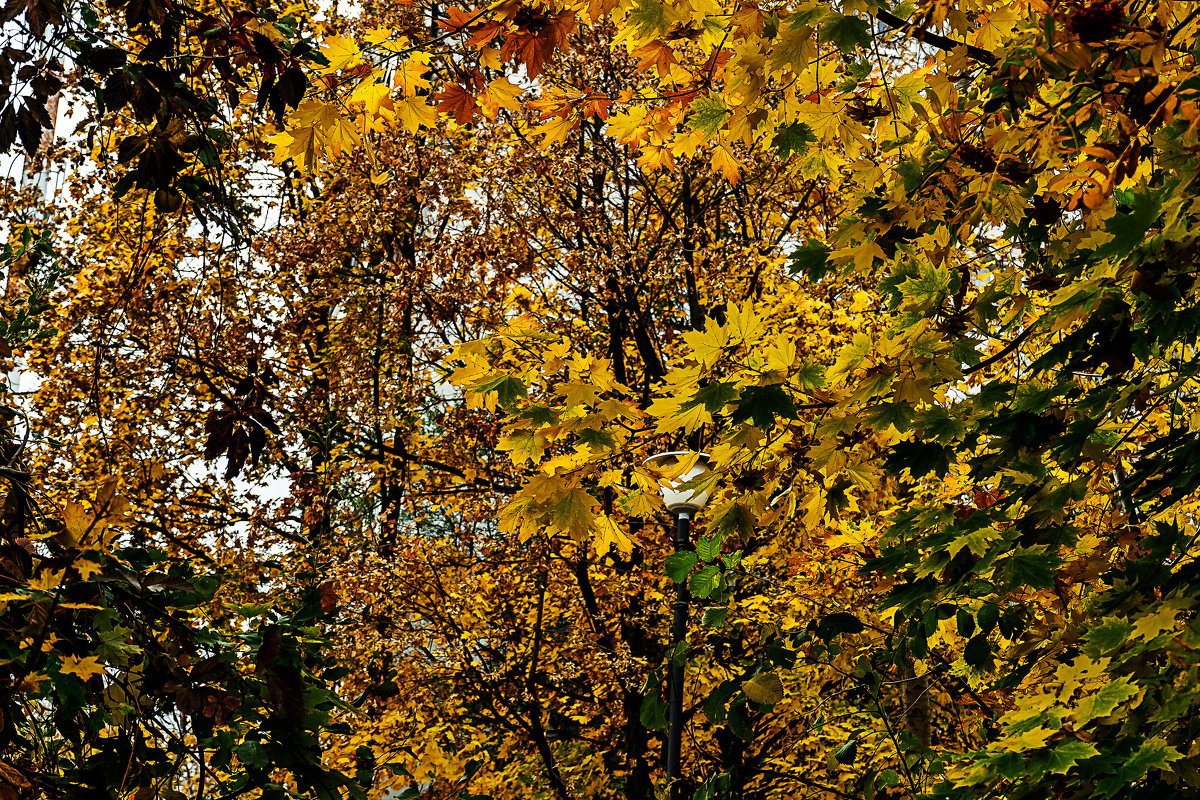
874,10,998,66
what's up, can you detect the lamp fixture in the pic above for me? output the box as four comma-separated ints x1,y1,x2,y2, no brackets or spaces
642,451,712,516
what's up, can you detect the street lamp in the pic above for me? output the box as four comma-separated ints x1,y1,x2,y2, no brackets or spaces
643,451,711,799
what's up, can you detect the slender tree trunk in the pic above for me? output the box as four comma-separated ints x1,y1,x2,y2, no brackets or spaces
903,655,931,748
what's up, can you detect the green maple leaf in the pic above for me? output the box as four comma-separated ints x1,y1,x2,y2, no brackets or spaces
473,374,527,407
1082,617,1133,657
793,362,826,389
1037,738,1099,776
626,0,669,35
999,547,1058,589
897,261,953,307
885,439,951,477
819,13,871,53
731,383,796,428
1096,737,1182,798
689,96,730,137
1074,678,1138,726
773,122,816,158
787,240,830,279
1095,188,1163,260
688,380,740,413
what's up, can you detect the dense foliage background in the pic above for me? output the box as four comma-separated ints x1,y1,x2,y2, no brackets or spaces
4,0,1200,798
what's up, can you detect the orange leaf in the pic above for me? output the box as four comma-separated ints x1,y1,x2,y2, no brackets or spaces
710,144,741,184
437,84,478,125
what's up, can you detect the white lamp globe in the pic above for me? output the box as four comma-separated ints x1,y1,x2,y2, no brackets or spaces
642,451,712,515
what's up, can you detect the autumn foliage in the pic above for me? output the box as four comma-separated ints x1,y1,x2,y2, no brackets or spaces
4,0,1200,799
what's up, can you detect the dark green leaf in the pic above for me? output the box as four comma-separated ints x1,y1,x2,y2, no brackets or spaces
1082,617,1133,656
999,548,1058,589
833,739,858,764
731,383,797,429
702,680,738,724
774,121,816,158
819,14,871,53
689,380,740,413
963,634,990,667
640,692,667,730
788,240,831,279
816,612,864,640
956,608,975,638
665,551,697,582
977,603,1000,634
728,699,753,740
885,439,950,476
473,374,527,407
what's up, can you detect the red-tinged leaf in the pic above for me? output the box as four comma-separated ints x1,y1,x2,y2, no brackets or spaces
445,7,504,46
437,83,477,125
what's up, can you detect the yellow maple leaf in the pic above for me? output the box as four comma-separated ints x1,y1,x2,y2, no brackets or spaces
651,398,712,433
1130,601,1190,641
796,95,841,142
58,501,94,546
974,7,1018,50
73,558,103,580
723,301,765,345
764,338,797,373
322,114,362,160
497,428,548,464
594,514,635,557
479,47,502,70
710,143,741,183
362,26,394,45
397,96,438,134
552,488,596,539
1053,655,1111,699
320,35,364,74
479,78,524,120
59,654,106,680
605,107,649,144
28,569,65,592
538,113,578,147
266,126,318,171
556,381,600,408
835,239,886,272
637,144,675,172
319,35,360,74
394,53,433,96
274,100,363,167
842,458,880,490
350,81,395,133
766,20,816,75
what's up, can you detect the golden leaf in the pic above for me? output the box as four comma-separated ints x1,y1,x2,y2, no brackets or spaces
59,655,106,680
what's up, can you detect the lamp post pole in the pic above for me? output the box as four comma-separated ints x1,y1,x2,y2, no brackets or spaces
667,509,691,799
643,451,711,800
